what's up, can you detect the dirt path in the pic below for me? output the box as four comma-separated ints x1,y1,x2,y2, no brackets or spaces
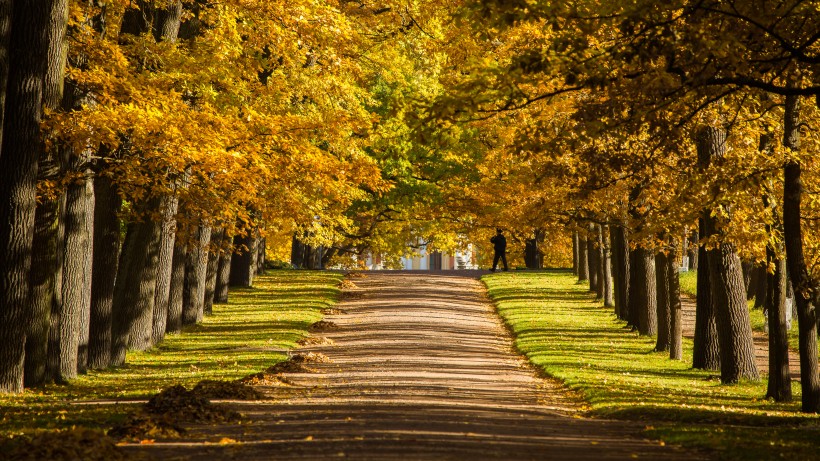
128,271,704,460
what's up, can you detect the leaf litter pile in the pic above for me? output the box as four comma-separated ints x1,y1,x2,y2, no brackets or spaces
0,428,146,461
309,320,339,332
240,352,332,386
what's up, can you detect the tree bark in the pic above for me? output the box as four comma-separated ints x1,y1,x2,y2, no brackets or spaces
612,224,629,321
781,94,820,412
151,194,178,345
0,0,55,392
587,224,599,294
577,235,589,282
595,225,605,300
693,220,720,371
87,175,121,369
24,0,68,387
256,236,266,275
688,230,698,271
631,248,657,336
231,233,255,287
602,225,614,308
766,250,792,401
668,244,683,360
215,253,231,303
572,231,579,275
60,158,95,379
753,264,768,309
655,250,670,352
165,242,186,334
182,224,211,325
203,227,224,316
110,206,163,365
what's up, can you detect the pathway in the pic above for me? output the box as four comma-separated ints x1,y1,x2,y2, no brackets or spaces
128,271,704,460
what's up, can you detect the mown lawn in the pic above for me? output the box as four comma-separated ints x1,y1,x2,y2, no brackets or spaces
483,270,820,461
0,270,342,436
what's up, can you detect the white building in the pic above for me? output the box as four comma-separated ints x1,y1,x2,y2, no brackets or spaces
365,244,479,270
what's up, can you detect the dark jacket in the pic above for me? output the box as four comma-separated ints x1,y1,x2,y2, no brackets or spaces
490,234,506,253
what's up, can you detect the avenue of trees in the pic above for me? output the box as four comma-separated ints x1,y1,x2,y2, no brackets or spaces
2,0,820,416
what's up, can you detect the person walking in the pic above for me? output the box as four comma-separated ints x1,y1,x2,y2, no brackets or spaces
490,228,508,272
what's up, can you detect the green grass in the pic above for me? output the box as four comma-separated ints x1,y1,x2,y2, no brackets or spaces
483,270,820,461
0,270,342,436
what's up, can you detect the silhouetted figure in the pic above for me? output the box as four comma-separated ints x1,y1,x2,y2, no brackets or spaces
490,228,508,272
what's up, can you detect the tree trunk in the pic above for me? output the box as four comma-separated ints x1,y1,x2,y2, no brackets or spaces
572,231,579,275
766,250,792,401
781,94,820,412
631,248,657,336
595,225,605,300
110,206,163,365
747,263,759,301
741,260,753,300
215,253,231,303
699,126,758,383
587,224,599,294
655,250,670,352
165,242,186,334
230,233,255,287
182,224,211,325
688,230,698,271
203,227,224,316
87,175,121,369
577,235,589,282
0,0,56,392
668,244,683,360
24,0,68,387
693,221,720,370
256,236,266,275
602,225,614,308
612,224,629,320
60,159,94,379
151,194,178,345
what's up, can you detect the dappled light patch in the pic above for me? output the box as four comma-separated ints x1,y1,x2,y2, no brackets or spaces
0,428,143,460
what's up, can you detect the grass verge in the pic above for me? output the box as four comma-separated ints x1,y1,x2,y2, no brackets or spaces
0,270,342,436
483,269,820,461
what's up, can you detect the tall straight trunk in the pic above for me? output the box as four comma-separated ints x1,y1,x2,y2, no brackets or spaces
577,235,589,282
612,224,629,320
110,206,163,365
782,94,820,412
215,253,231,303
25,182,62,386
753,264,768,309
0,0,56,392
572,232,579,275
693,224,720,370
631,248,657,336
182,224,211,325
230,233,255,287
203,228,224,316
602,225,614,308
587,225,599,294
766,251,792,401
699,126,758,383
668,244,683,360
249,232,260,278
256,236,266,275
151,194,178,345
72,167,95,374
165,242,186,334
87,175,121,369
25,0,68,387
595,225,605,300
655,250,670,351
